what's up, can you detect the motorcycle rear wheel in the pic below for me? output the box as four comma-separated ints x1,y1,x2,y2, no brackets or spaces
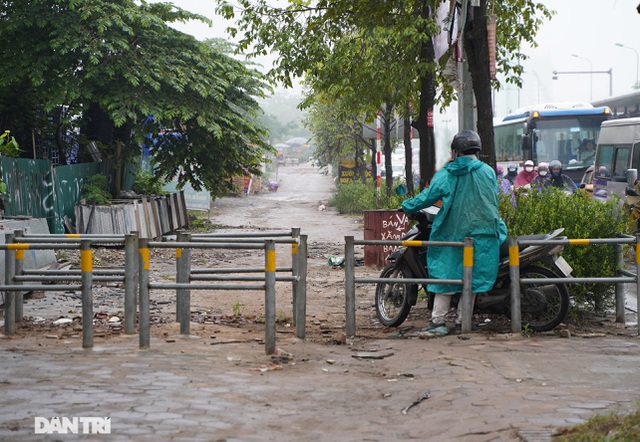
518,265,570,332
375,264,416,327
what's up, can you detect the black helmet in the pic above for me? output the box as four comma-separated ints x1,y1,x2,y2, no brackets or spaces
549,160,562,177
549,160,562,171
451,130,481,155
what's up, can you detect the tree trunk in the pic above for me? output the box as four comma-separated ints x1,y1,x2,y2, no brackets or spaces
383,102,394,193
464,0,496,169
403,111,414,195
369,139,377,187
414,38,437,189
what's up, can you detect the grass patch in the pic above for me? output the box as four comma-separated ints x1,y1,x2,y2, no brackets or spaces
554,407,640,441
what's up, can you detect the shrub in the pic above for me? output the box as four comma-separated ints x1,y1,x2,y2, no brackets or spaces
499,187,631,314
82,174,112,205
133,169,166,195
330,179,409,214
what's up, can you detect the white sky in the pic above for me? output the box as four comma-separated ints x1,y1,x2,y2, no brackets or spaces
155,0,640,139
501,0,640,117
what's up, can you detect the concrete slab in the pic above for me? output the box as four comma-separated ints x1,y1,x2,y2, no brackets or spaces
0,218,57,275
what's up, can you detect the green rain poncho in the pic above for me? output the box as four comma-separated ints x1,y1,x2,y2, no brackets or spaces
401,156,507,293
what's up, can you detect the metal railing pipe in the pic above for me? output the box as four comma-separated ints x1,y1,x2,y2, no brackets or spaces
296,234,308,339
81,240,93,348
460,237,474,333
4,232,15,335
354,239,463,248
0,284,80,291
14,230,24,323
20,237,125,244
508,237,522,332
148,241,264,250
264,240,276,355
13,275,123,282
291,227,300,326
189,237,297,244
191,267,292,274
176,231,191,335
615,243,626,323
189,275,297,282
22,269,124,275
149,283,265,290
345,236,356,338
192,231,293,238
139,238,150,349
124,232,138,334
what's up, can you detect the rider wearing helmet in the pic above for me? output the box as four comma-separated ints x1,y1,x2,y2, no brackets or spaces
401,130,507,335
505,163,518,185
548,160,577,193
496,164,512,195
531,161,550,191
514,159,538,188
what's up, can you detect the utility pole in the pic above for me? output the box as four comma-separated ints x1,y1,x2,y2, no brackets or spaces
457,0,477,132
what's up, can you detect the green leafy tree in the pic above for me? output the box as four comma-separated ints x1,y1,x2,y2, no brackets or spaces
217,0,553,186
0,1,272,199
304,93,369,178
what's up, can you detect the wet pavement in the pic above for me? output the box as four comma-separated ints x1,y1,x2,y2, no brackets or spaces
1,330,640,441
2,162,640,441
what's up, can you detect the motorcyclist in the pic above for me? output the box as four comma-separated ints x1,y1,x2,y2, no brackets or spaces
505,163,518,185
496,164,512,195
401,130,508,335
547,160,577,193
530,162,550,191
514,160,537,189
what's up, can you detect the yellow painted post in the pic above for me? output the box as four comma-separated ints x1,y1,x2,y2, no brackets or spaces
264,240,276,355
509,237,521,332
461,237,474,333
81,240,94,348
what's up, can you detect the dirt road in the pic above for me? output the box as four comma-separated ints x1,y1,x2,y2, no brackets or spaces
211,161,362,243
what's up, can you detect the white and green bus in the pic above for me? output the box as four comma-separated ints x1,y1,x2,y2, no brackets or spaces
494,103,612,182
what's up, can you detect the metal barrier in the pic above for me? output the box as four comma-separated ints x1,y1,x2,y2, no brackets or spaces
8,231,139,334
344,236,474,337
188,228,307,339
509,234,640,334
2,228,307,355
344,233,640,337
141,236,300,355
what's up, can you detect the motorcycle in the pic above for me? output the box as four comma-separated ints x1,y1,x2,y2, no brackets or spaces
375,206,572,331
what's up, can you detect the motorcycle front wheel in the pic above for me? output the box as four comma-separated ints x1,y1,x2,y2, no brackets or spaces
518,265,570,332
375,264,416,327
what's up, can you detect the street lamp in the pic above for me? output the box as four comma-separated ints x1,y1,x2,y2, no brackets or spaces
552,69,613,98
572,53,593,100
615,43,640,89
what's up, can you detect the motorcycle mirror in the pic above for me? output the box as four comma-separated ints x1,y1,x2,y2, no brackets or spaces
395,184,408,197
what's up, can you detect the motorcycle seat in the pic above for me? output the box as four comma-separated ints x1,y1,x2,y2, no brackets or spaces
499,233,551,259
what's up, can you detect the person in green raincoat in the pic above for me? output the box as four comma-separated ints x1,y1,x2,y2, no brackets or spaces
401,130,507,334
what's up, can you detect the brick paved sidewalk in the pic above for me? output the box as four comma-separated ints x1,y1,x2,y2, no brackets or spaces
1,332,639,441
